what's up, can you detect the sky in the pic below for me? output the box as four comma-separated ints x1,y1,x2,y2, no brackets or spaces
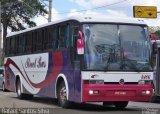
34,0,160,26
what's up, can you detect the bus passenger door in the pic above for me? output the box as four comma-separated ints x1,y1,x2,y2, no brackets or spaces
70,25,81,101
157,48,160,95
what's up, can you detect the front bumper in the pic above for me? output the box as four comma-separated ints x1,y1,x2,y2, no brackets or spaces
82,84,153,102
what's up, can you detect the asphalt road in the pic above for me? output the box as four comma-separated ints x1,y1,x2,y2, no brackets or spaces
0,90,160,114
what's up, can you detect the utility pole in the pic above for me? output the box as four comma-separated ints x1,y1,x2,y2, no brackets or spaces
48,0,52,22
0,2,2,49
0,1,3,66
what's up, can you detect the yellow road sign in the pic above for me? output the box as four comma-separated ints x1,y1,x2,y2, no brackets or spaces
133,6,157,18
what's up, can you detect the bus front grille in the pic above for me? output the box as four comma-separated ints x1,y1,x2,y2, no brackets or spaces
104,82,138,84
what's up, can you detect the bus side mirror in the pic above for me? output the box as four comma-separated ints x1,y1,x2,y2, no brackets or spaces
152,42,158,54
76,31,84,55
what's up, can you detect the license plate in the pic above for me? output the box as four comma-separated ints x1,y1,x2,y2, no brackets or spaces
114,91,126,95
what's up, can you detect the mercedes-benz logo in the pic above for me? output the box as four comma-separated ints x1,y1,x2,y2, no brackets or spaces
119,79,125,85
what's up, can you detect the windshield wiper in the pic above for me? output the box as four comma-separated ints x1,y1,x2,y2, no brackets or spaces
103,44,121,71
120,47,140,72
104,53,111,71
121,57,140,72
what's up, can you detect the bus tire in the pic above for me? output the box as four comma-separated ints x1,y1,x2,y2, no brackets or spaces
2,82,6,92
25,94,34,100
152,96,160,103
114,101,128,109
16,79,25,99
16,79,33,99
57,81,70,108
103,102,113,107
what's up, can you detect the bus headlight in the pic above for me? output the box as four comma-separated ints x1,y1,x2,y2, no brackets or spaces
89,80,104,84
89,90,99,95
141,90,151,95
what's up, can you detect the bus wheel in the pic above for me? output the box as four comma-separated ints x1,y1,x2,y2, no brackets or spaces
57,81,70,108
114,101,128,109
16,79,25,99
16,79,34,99
151,96,160,103
2,82,6,92
103,102,113,107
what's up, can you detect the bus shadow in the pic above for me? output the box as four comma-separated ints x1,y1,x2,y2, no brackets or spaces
11,96,58,106
11,96,141,112
69,102,140,112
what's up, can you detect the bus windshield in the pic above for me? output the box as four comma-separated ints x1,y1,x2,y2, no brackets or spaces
83,24,152,71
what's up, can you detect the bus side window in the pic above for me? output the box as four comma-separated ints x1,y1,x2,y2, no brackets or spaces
10,36,16,55
41,29,45,50
70,26,79,67
18,35,25,54
32,31,36,52
25,32,32,53
59,25,66,48
46,27,51,50
43,28,48,50
54,26,57,50
15,35,19,55
25,33,27,53
66,24,70,48
71,26,79,52
43,26,57,50
36,30,43,52
49,26,56,50
32,30,43,52
5,38,10,56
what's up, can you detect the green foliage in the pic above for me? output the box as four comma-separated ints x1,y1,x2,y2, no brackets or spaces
1,0,48,32
154,30,160,39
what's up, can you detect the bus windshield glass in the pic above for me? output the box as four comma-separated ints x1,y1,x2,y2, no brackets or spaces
83,24,152,71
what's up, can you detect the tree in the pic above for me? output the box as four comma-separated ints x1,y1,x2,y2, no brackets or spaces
154,30,160,39
1,0,48,48
148,26,160,34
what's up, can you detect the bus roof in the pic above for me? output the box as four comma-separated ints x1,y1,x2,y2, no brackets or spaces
7,15,147,37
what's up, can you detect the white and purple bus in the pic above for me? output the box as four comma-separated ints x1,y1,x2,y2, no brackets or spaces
4,16,154,108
